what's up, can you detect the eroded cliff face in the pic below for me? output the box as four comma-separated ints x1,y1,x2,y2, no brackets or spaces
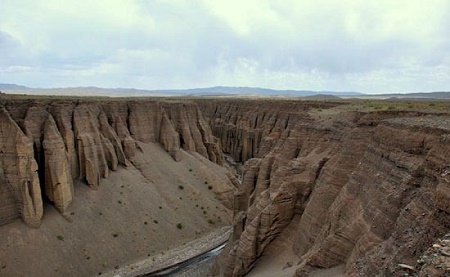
197,99,450,276
0,98,223,227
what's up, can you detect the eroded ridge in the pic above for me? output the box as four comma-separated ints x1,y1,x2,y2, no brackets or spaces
197,99,450,276
0,99,223,227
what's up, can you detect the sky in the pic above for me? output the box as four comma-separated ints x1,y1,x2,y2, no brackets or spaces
0,0,449,94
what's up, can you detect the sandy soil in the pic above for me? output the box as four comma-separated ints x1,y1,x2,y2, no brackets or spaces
246,215,302,277
0,143,233,277
246,214,345,277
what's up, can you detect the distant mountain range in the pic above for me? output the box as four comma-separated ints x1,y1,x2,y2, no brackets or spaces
0,83,30,90
377,91,450,99
146,86,363,97
0,83,449,99
0,84,364,97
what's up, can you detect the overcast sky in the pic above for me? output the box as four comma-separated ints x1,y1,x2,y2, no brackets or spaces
1,0,449,93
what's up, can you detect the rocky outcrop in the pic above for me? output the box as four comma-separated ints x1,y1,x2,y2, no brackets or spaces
2,96,448,276
160,113,181,161
42,115,74,212
0,99,223,227
0,107,43,227
198,100,450,276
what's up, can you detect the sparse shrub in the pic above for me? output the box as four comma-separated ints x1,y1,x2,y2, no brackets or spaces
178,185,184,190
208,219,215,225
388,105,396,110
115,266,119,270
159,206,162,209
203,210,207,215
112,233,118,238
176,223,183,229
144,221,148,225
70,212,75,215
208,185,213,190
99,212,103,215
429,103,436,107
118,200,122,204
204,181,208,184
57,235,64,241
285,261,293,268
189,168,193,172
153,220,158,224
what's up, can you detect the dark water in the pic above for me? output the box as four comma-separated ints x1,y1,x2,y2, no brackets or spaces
145,244,225,277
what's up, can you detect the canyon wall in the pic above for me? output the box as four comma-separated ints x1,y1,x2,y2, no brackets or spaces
197,99,450,276
0,98,223,227
1,96,448,276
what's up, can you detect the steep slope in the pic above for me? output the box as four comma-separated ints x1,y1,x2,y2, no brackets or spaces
0,98,225,228
0,143,233,276
0,97,234,277
197,99,450,276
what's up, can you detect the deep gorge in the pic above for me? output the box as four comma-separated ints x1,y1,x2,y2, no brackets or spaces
197,99,450,276
0,97,449,276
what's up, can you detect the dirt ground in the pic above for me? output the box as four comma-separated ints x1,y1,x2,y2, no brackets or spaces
0,143,233,277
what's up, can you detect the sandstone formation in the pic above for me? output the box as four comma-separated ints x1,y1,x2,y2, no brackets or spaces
0,107,42,227
0,98,223,227
1,96,449,276
197,99,450,276
43,115,74,212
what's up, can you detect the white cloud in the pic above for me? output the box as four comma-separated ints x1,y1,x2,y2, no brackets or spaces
0,0,448,93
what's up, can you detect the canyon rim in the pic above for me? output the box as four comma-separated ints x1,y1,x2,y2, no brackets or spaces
0,95,448,276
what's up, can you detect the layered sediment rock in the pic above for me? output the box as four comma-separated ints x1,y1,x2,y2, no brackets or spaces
198,100,450,276
0,99,223,227
0,107,43,227
2,96,448,276
43,115,74,212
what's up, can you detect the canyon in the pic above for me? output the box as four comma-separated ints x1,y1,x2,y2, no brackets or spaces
198,99,450,276
0,96,449,276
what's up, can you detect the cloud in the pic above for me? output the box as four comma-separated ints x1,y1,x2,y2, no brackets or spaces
0,0,448,93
